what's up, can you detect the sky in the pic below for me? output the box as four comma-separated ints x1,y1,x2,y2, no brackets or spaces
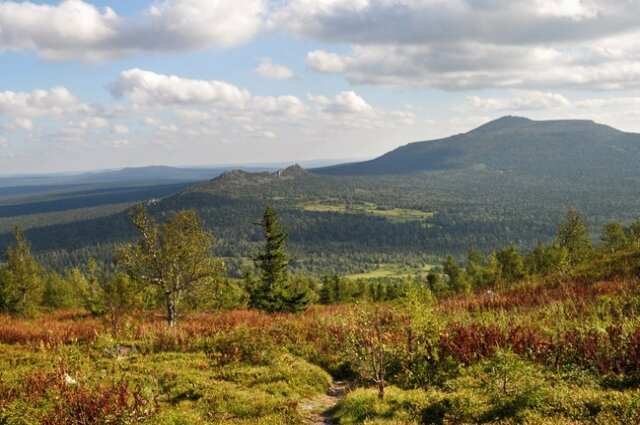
1,0,640,174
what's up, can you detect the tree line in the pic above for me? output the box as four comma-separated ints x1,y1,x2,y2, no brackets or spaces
435,208,640,294
1,205,639,328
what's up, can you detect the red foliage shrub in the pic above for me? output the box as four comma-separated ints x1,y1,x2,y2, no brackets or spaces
439,279,633,314
0,314,100,348
41,380,155,425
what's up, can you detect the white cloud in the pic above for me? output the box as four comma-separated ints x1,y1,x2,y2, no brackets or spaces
112,124,129,135
273,0,638,46
0,86,89,117
305,42,640,90
458,91,571,112
305,50,346,73
308,90,416,130
282,0,640,90
110,68,308,119
310,91,373,115
78,117,109,129
254,58,296,80
0,0,266,61
4,117,35,131
109,68,252,106
253,95,306,115
142,116,160,126
103,139,131,149
142,0,265,49
0,138,7,149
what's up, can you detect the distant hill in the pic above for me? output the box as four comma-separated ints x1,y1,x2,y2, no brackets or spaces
0,165,273,189
315,116,640,178
203,164,309,190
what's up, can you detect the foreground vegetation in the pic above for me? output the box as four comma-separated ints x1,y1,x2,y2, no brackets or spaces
1,269,640,424
1,205,640,423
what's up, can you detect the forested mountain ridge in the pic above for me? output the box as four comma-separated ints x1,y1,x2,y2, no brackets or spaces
315,116,640,178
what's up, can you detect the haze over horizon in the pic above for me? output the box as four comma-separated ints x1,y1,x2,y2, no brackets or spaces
2,0,640,174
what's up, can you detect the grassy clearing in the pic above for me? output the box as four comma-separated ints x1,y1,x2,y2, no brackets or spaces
300,201,434,224
345,263,434,280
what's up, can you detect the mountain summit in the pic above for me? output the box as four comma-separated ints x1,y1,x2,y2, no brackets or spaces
314,117,640,178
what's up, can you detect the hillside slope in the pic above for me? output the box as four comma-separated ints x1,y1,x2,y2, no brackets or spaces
315,116,640,178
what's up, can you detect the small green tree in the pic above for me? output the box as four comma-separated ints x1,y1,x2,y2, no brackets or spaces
345,306,406,399
0,228,43,317
443,255,469,293
250,207,310,312
42,271,79,310
319,274,335,304
466,248,486,288
83,259,106,316
117,206,225,327
556,208,593,268
102,271,142,334
600,222,630,252
495,246,525,284
629,217,640,247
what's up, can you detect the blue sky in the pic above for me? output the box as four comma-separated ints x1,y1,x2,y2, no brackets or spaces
1,0,640,174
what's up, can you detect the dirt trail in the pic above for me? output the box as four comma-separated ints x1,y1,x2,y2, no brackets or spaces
300,380,349,424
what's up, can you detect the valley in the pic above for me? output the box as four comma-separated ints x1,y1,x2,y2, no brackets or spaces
2,118,639,277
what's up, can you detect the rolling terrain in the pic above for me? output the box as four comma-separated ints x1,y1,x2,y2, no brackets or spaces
2,117,640,276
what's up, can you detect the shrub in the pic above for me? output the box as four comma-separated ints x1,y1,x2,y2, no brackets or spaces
41,379,156,425
204,326,273,366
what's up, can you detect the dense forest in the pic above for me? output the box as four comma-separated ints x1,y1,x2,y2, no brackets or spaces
3,166,637,277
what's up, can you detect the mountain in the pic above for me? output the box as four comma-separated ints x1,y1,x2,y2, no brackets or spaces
4,117,640,277
315,116,640,178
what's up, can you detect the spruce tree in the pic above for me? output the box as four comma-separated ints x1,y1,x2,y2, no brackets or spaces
252,207,309,312
319,274,335,304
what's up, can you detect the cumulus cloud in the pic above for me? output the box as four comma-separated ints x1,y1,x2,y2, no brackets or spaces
286,0,640,90
310,91,373,115
109,68,252,106
99,139,132,150
454,92,640,115
0,0,266,61
0,86,89,117
0,137,7,149
458,91,571,112
105,68,418,148
254,58,296,80
109,68,308,118
305,50,346,73
253,95,306,115
4,117,35,131
273,0,639,46
305,41,640,90
112,124,129,135
308,90,415,129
